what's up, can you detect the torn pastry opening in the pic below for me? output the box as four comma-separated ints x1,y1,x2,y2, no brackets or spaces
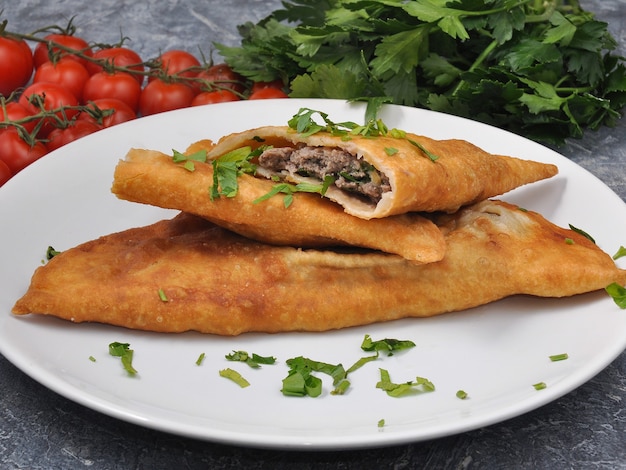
256,143,391,207
205,125,559,220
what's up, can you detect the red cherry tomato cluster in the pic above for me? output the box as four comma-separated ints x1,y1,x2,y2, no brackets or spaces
0,26,289,187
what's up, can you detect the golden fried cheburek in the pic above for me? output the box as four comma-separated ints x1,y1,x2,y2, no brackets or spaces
111,148,446,264
205,126,559,219
12,200,625,336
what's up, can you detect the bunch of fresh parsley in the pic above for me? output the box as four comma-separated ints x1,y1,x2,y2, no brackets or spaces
216,0,626,145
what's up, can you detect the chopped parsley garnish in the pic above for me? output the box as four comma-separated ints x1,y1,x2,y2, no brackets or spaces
613,246,626,260
172,149,207,172
376,368,435,397
196,352,206,366
225,350,277,369
605,283,626,309
252,176,334,208
209,146,258,200
331,379,351,396
549,353,569,362
281,356,348,397
157,288,168,302
287,108,357,137
219,368,250,388
456,390,468,400
46,246,61,260
407,138,439,162
108,342,138,376
345,354,379,375
88,356,96,363
377,419,385,428
287,107,439,160
568,224,596,244
360,334,416,356
533,382,547,391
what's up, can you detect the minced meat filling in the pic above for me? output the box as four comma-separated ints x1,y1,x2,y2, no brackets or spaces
258,144,391,203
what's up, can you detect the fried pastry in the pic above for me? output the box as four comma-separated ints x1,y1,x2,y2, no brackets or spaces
205,126,559,219
12,200,625,335
111,148,446,263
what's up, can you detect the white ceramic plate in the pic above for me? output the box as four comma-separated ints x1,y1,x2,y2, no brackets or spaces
1,99,625,450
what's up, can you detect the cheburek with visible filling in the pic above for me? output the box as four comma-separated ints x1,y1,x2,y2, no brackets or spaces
111,148,446,264
204,126,559,219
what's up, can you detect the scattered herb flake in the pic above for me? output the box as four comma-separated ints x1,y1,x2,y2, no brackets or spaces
569,224,596,244
172,148,207,172
282,356,347,397
225,350,277,369
533,382,547,391
605,283,626,309
282,367,322,397
108,342,138,376
549,353,569,362
196,352,206,366
378,419,385,428
345,354,379,375
158,288,168,302
407,138,439,162
331,379,351,396
46,246,61,260
89,356,96,363
219,368,250,388
209,146,257,200
360,334,416,356
253,177,333,208
456,390,468,400
613,246,626,260
376,368,435,397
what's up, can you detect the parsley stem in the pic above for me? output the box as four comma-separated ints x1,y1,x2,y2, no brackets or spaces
525,0,557,23
459,0,534,18
451,38,498,97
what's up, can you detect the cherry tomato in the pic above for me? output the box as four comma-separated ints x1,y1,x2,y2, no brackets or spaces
0,101,37,133
0,36,34,96
194,64,245,94
82,72,142,111
150,50,200,84
0,159,11,186
33,58,90,101
86,47,144,85
46,120,102,152
250,79,285,94
0,128,48,174
191,90,240,106
18,82,80,137
78,98,136,128
139,79,196,116
33,34,93,69
248,88,289,100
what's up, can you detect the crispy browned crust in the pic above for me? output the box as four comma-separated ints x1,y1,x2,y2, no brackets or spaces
12,200,625,335
111,148,446,264
205,126,559,218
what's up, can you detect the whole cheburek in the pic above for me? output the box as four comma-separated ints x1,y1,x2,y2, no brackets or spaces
12,200,626,335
